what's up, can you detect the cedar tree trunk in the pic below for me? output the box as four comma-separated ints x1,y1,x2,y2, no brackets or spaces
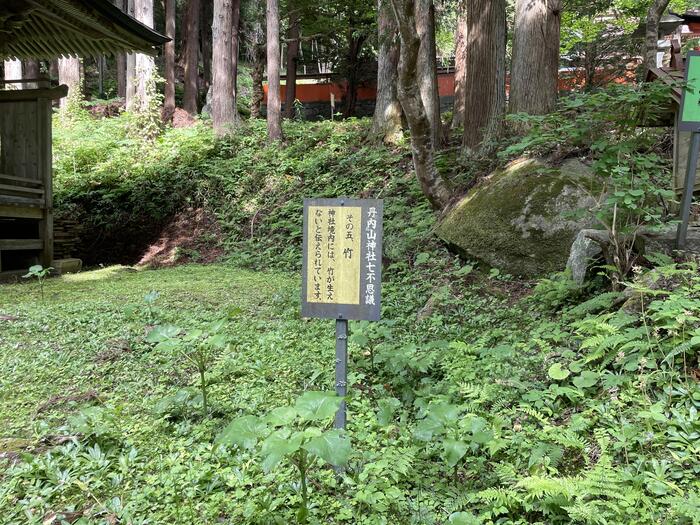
452,0,467,128
23,59,39,89
389,0,452,210
212,0,239,133
126,0,136,109
134,0,156,111
58,58,81,108
463,0,506,151
202,0,214,92
113,0,127,99
164,0,176,121
510,0,561,115
266,0,283,140
284,8,300,119
184,0,201,114
371,0,402,143
415,0,441,147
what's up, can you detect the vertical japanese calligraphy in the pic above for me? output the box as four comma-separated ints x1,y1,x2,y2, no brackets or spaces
302,198,383,321
364,206,378,306
305,205,361,305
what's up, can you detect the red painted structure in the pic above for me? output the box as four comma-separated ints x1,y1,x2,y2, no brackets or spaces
263,69,634,106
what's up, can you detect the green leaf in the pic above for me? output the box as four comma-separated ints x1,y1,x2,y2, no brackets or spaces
376,397,401,426
448,511,481,525
215,415,267,449
413,417,444,442
572,371,599,389
548,363,570,380
294,391,341,422
260,430,303,472
207,333,228,348
350,333,369,346
429,402,461,425
146,325,182,343
265,406,298,426
414,252,430,265
303,430,351,467
442,439,469,468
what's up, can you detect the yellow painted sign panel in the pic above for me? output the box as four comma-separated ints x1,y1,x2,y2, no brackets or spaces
306,205,362,305
302,198,383,321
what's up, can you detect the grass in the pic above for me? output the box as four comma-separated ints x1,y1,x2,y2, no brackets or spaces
1,261,700,524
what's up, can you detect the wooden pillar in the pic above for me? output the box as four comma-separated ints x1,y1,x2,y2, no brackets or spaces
38,97,53,267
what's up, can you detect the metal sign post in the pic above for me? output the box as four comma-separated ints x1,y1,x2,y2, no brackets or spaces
676,51,700,250
334,318,348,429
301,198,383,430
677,131,700,250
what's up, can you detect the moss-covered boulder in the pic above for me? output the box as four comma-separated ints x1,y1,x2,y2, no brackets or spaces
437,158,599,277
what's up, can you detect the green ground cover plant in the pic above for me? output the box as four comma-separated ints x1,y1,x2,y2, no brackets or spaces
0,257,698,524
1,85,697,523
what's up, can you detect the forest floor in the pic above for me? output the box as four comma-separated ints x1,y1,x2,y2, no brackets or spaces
1,262,699,524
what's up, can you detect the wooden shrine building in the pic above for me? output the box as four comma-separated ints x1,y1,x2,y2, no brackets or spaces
0,0,167,278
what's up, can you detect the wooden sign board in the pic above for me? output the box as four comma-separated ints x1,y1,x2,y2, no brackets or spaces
301,198,383,321
680,51,700,132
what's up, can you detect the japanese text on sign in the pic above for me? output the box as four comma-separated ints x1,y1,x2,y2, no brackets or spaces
302,198,383,321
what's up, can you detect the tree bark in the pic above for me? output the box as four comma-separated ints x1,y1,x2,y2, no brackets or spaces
510,0,561,115
164,0,176,121
126,0,137,109
463,0,506,151
645,0,671,71
23,59,39,89
232,0,240,103
389,0,452,210
415,0,441,147
184,0,201,115
371,0,402,143
284,7,300,119
266,0,283,141
212,0,239,134
134,0,156,112
201,0,214,92
58,58,82,109
112,0,127,99
251,40,266,118
452,0,467,128
342,31,366,118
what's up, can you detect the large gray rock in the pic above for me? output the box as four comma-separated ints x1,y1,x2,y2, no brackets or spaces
437,158,600,277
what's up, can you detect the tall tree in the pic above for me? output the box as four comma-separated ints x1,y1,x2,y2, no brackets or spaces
114,0,127,99
232,0,241,101
23,59,39,89
463,0,506,151
266,0,283,140
284,5,300,119
452,0,467,128
342,16,368,117
212,0,239,133
58,57,82,109
184,0,201,114
415,0,441,147
164,0,176,121
371,0,402,143
202,0,214,91
247,2,266,118
134,0,156,111
389,0,452,210
645,0,671,70
510,0,561,115
126,0,136,109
